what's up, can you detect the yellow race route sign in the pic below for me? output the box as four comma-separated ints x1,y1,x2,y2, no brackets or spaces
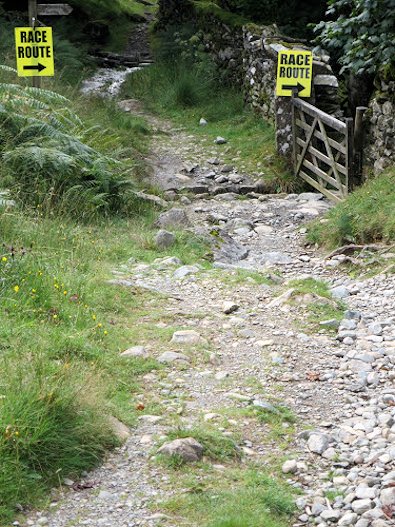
276,50,313,98
15,27,54,77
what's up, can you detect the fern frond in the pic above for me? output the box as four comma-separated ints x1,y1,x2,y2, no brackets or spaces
0,65,18,74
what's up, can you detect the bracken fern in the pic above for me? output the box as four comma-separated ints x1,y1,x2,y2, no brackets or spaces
0,69,138,218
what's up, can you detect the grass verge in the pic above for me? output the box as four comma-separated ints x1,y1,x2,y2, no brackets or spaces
307,168,395,247
0,202,209,521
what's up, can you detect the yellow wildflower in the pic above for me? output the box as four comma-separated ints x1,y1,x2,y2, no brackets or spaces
1,256,7,262
13,285,19,293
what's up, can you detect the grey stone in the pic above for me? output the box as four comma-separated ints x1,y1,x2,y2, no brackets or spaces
321,509,341,521
121,346,149,358
331,286,350,299
282,459,297,474
156,208,190,229
380,487,395,506
351,499,372,514
157,351,190,364
155,230,176,249
212,230,249,263
307,433,331,454
214,136,227,144
199,118,208,126
338,513,358,526
157,438,204,462
260,251,293,265
173,265,200,279
171,330,205,345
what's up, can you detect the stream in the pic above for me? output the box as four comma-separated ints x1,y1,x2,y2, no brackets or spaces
81,65,143,97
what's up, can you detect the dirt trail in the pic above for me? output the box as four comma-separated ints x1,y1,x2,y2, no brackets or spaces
23,98,395,527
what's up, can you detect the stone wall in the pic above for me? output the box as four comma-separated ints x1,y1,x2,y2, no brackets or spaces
368,80,395,174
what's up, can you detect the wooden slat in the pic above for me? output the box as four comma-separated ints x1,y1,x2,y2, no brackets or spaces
298,157,347,195
296,137,347,176
317,119,343,191
293,98,347,132
299,171,343,203
295,119,347,154
295,117,318,176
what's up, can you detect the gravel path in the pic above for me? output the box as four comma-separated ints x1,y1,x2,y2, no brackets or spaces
22,105,395,527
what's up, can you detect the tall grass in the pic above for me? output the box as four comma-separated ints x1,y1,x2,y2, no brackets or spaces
0,358,118,521
123,60,244,119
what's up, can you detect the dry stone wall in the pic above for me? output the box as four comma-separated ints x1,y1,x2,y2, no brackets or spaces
368,80,395,174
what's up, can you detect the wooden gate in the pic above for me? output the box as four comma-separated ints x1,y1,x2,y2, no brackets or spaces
292,97,355,203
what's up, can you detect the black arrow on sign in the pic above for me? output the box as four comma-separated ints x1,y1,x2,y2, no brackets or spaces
23,63,46,72
281,82,306,95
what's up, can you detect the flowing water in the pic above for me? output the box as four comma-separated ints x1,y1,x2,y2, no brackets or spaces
81,65,143,97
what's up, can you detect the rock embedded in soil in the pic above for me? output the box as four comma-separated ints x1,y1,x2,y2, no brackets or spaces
156,208,190,229
108,417,131,442
282,459,298,474
157,437,204,462
155,230,176,249
120,346,149,358
222,301,239,315
157,351,190,364
171,330,205,345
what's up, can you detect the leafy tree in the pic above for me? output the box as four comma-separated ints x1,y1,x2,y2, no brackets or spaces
219,0,327,38
314,0,395,76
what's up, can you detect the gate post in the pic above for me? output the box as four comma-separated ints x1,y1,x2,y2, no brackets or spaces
354,106,368,185
291,88,298,176
346,117,355,192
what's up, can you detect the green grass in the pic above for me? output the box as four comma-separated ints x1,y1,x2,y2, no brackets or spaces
287,278,331,299
285,278,345,332
307,168,395,247
162,467,296,527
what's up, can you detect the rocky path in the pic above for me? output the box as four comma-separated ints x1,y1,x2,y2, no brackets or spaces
23,106,395,527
